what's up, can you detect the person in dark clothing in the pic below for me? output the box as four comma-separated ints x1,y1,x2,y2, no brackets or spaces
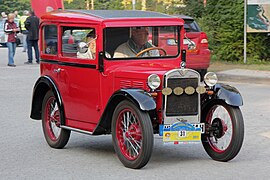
24,11,40,64
4,13,20,67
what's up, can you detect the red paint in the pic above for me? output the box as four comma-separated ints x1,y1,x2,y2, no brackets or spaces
39,10,185,131
31,0,64,18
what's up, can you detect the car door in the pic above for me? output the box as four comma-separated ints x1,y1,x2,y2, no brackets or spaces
57,24,101,132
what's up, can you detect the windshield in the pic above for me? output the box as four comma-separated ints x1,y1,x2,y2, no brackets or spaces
104,26,180,59
184,19,201,32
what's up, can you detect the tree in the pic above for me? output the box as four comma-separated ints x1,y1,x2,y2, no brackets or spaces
0,0,30,15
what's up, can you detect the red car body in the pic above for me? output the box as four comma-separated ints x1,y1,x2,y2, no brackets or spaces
30,10,244,169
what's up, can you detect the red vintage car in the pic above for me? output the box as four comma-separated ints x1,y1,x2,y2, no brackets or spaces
30,10,244,169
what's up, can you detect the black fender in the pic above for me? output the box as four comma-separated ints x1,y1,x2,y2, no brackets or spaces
206,83,243,106
30,76,65,125
93,89,156,135
116,89,156,111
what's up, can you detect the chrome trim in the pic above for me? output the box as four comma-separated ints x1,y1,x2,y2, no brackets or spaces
163,68,201,124
61,125,93,135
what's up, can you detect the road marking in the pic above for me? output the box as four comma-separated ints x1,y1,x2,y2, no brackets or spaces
260,132,270,139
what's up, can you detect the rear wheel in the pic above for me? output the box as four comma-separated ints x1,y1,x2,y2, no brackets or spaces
111,100,154,169
42,91,70,149
202,102,244,161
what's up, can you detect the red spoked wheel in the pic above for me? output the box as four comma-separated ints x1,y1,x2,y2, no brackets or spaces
42,91,70,149
112,100,153,169
202,102,244,161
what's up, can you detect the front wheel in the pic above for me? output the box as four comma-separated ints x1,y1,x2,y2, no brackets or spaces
111,100,154,169
201,102,244,162
42,91,70,149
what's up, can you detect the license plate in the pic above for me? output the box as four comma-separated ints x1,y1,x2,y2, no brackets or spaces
160,122,202,143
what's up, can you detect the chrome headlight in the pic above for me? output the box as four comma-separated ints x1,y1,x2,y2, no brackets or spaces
204,72,218,87
147,74,161,90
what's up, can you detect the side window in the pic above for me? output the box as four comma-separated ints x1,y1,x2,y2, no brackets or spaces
43,25,58,55
61,27,96,60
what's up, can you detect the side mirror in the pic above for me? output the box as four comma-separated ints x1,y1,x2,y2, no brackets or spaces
184,33,196,50
188,42,196,50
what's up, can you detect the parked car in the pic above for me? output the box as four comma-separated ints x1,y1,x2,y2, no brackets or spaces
30,10,244,169
155,15,210,79
0,18,23,46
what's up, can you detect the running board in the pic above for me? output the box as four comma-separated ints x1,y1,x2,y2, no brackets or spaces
61,125,93,135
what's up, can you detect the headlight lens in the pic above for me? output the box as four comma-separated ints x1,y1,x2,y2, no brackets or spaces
147,74,161,90
204,72,218,87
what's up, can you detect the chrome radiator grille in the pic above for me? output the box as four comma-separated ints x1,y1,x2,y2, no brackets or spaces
165,78,198,116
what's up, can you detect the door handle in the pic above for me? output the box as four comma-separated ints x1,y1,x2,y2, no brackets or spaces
53,68,62,73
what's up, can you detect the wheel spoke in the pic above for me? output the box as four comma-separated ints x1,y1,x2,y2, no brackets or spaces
126,138,139,156
207,105,233,152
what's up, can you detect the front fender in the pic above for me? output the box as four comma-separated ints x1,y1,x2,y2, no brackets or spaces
212,83,243,106
93,89,156,135
116,89,156,111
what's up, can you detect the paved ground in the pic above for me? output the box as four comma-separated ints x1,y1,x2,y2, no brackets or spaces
217,69,270,85
0,47,270,179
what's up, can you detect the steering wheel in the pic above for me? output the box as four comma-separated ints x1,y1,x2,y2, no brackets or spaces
135,47,167,57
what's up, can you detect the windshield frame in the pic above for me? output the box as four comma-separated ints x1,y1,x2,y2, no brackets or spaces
103,25,181,61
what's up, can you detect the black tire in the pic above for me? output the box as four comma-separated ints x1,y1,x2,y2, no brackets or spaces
201,101,244,162
111,100,154,169
42,90,70,149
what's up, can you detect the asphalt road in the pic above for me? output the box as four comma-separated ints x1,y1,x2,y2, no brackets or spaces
0,47,270,179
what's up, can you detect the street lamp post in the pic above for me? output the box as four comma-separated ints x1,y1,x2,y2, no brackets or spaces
132,0,136,10
244,0,247,64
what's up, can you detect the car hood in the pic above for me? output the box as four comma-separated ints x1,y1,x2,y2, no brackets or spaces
108,61,180,80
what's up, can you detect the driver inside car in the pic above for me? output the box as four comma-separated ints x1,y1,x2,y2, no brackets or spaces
113,27,160,58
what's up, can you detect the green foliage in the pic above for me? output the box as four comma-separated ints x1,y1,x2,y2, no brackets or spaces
64,0,86,9
0,0,30,15
182,0,204,18
195,0,270,62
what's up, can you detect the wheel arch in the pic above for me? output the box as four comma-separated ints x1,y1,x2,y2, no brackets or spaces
202,83,243,108
30,76,65,125
214,83,243,106
93,89,156,135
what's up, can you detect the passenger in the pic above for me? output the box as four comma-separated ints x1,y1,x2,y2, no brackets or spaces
113,27,159,58
77,30,96,59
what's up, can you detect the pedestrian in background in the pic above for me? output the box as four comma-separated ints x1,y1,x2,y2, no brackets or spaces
14,11,21,19
1,12,7,19
19,10,29,52
4,13,20,67
24,11,40,64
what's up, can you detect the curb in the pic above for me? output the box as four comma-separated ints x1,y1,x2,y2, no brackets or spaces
216,72,270,85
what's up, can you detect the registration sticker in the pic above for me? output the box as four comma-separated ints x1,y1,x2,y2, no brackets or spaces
161,122,202,143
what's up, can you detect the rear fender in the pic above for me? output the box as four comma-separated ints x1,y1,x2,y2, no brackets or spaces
30,76,65,125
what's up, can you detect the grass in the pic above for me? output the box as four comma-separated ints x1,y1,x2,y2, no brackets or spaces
209,60,270,72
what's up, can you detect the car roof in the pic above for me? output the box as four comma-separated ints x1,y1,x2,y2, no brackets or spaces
68,10,173,19
175,15,194,20
41,10,184,27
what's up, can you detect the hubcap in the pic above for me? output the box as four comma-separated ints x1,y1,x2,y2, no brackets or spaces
207,105,233,153
116,109,142,161
45,97,61,141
